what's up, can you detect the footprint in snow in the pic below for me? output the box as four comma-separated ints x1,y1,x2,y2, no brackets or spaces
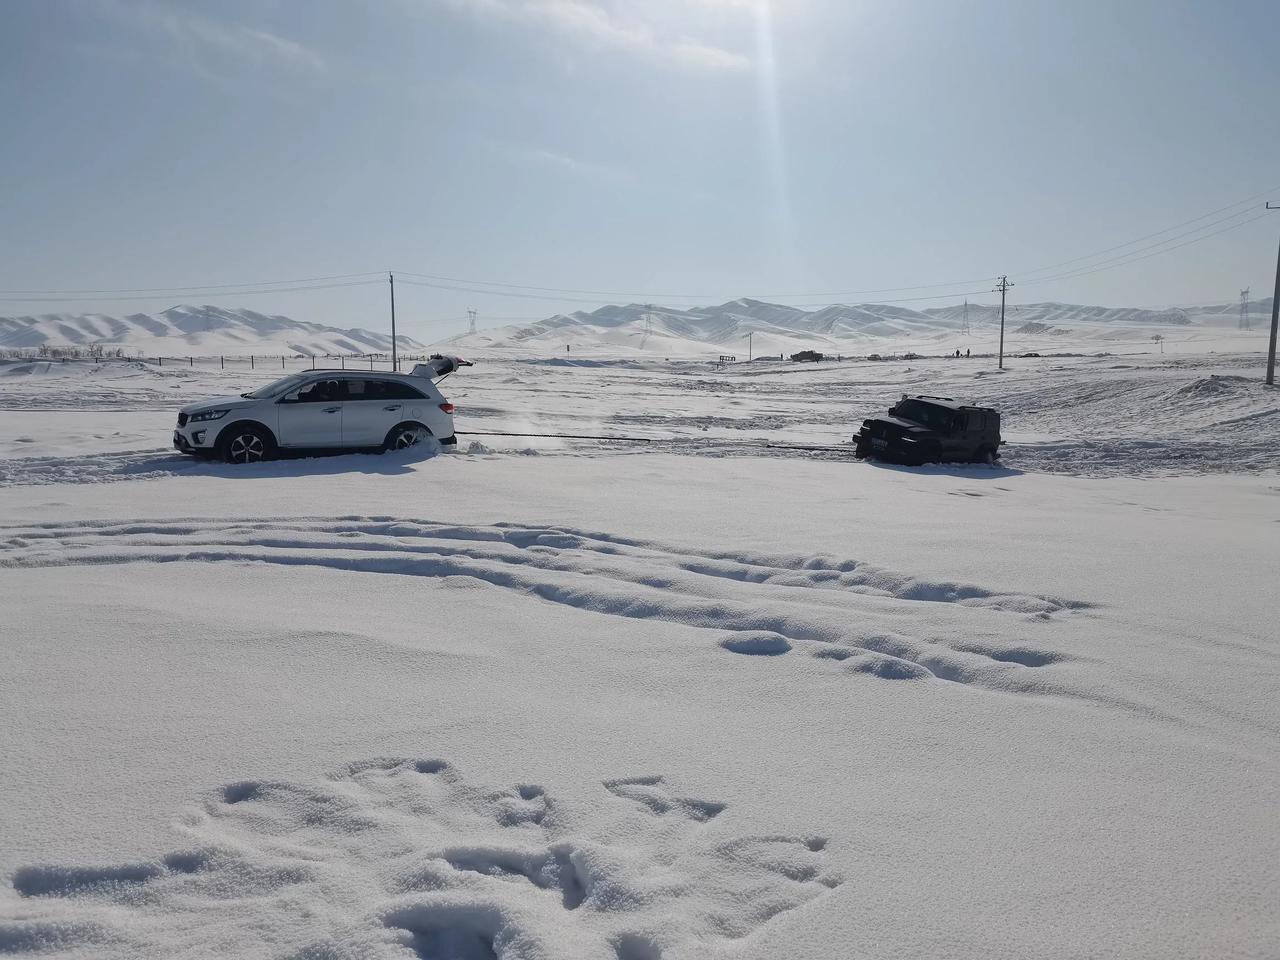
2,760,840,960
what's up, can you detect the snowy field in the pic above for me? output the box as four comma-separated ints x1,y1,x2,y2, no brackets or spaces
1,343,1278,959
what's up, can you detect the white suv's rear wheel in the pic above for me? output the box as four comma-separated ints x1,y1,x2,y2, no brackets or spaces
383,422,430,452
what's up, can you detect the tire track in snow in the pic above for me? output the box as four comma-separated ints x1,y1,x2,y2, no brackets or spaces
0,516,1105,704
1,760,840,959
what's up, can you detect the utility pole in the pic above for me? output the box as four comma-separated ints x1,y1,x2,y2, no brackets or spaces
961,299,971,336
994,275,1013,369
748,332,753,361
1267,203,1280,386
1240,289,1251,331
389,271,398,372
467,308,477,336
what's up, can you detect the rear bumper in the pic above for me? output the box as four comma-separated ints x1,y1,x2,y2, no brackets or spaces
439,434,457,447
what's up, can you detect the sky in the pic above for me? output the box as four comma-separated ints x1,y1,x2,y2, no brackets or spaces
2,0,1279,341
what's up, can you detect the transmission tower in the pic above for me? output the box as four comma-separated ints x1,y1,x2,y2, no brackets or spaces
1239,289,1250,330
641,304,653,348
961,299,971,335
467,308,477,336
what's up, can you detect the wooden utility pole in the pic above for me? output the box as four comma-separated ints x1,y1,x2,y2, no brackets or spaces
1266,203,1279,386
994,275,1014,369
389,271,399,373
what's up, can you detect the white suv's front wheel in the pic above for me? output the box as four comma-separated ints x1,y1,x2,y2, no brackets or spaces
220,424,274,464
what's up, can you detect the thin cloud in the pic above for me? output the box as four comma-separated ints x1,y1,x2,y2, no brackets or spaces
527,147,632,183
96,0,325,81
449,0,750,71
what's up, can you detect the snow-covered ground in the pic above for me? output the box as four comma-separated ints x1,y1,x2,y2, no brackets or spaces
1,346,1277,959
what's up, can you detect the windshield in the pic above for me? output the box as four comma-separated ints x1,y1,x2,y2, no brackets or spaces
894,399,957,431
242,373,311,399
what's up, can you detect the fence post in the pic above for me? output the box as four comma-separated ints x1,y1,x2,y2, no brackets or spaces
189,357,193,367
220,356,224,369
341,355,345,369
311,355,315,370
250,355,254,370
281,356,284,369
158,356,162,367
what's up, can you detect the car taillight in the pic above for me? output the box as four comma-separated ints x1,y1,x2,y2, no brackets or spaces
439,402,455,414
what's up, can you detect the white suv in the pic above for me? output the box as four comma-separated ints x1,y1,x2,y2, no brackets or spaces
173,358,466,464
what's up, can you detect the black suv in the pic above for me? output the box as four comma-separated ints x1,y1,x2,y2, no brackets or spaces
854,395,1001,465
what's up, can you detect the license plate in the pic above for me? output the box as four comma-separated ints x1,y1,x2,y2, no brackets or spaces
871,438,888,449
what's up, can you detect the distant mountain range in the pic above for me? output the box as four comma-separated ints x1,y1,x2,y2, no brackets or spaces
3,296,1270,359
0,305,424,356
439,296,1273,355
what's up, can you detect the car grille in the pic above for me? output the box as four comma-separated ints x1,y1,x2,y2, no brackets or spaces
177,412,188,427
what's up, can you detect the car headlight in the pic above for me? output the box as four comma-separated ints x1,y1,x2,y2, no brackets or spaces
187,409,230,422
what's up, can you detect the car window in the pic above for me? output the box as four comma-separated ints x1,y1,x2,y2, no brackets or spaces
895,400,954,431
966,412,984,430
382,380,427,400
340,379,387,401
244,373,310,399
293,379,341,403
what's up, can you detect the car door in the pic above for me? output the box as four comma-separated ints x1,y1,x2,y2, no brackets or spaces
337,378,402,447
941,411,969,459
959,411,985,457
276,378,343,447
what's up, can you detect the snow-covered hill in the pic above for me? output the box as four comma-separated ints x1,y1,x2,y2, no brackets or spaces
0,305,423,356
439,297,1274,357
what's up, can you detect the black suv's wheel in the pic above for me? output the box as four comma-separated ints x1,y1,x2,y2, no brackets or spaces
973,445,997,465
383,422,431,452
219,424,273,464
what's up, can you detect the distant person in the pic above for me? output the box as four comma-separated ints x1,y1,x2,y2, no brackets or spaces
966,348,970,358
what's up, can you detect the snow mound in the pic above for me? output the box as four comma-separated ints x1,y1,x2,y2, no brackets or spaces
0,516,1097,704
1172,374,1252,399
719,631,793,656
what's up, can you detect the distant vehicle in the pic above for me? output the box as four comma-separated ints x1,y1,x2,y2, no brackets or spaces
866,354,883,361
854,394,1002,465
790,350,824,362
173,356,471,463
901,352,922,360
1022,352,1041,358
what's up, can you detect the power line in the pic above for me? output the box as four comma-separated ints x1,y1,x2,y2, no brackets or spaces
0,279,387,303
392,269,994,301
1015,184,1280,278
1019,211,1274,287
0,271,385,296
395,276,996,310
5,185,1277,311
